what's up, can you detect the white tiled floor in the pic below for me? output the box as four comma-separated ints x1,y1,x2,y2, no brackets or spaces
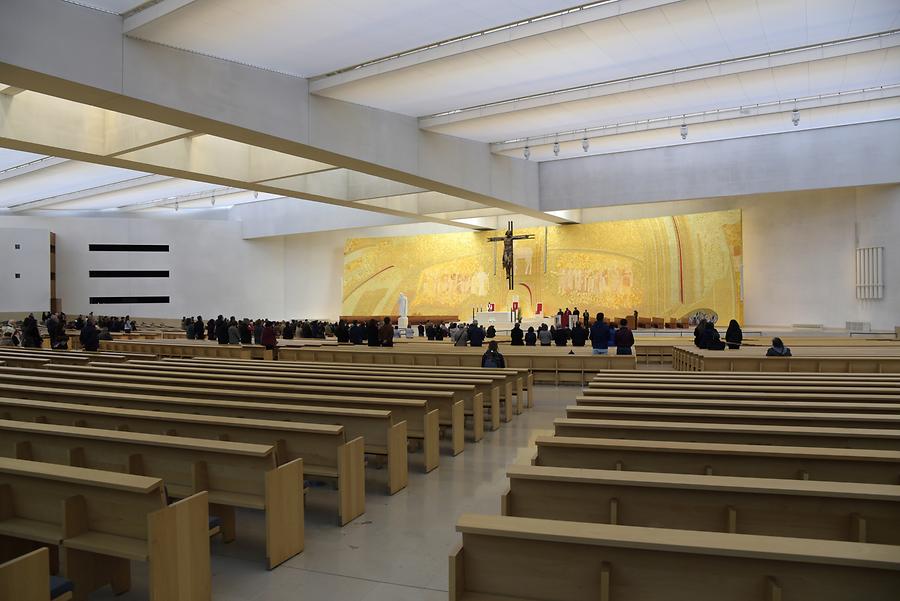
90,385,575,600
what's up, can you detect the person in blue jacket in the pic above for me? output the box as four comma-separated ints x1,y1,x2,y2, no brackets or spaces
589,312,610,355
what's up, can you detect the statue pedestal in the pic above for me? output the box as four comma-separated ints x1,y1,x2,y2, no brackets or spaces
398,317,409,329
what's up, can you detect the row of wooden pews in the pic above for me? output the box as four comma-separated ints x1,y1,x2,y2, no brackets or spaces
451,369,900,600
674,344,900,372
0,346,532,599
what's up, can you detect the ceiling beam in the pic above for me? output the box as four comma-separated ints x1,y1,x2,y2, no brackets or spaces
421,30,900,130
8,173,170,211
123,0,198,33
310,0,680,91
0,155,66,183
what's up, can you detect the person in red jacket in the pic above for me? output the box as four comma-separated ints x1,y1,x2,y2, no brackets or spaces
261,320,278,356
613,318,635,355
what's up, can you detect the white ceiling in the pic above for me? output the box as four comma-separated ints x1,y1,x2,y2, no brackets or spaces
0,150,278,212
126,0,583,76
64,0,149,15
313,0,900,116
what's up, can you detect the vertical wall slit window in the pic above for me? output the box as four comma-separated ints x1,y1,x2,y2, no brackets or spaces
88,244,169,252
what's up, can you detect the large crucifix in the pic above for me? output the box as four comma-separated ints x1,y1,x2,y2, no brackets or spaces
488,221,535,290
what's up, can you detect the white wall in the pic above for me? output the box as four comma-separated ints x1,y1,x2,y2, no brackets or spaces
4,184,898,329
0,227,50,313
0,215,284,320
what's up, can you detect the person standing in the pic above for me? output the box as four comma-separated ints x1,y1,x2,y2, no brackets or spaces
207,318,216,341
261,320,278,350
366,319,380,347
589,312,610,355
510,322,524,346
468,322,485,347
571,321,587,347
725,319,743,350
614,318,635,355
215,316,229,345
349,320,364,345
80,318,100,351
194,316,204,341
538,324,552,346
227,317,240,344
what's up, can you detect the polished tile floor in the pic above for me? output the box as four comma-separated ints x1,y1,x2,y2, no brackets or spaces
92,385,576,600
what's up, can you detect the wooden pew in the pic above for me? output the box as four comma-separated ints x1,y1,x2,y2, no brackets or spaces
173,355,533,410
0,351,92,367
552,418,900,450
116,359,508,432
0,365,466,459
585,381,900,396
502,465,900,543
565,405,900,430
580,385,900,404
65,361,500,436
0,397,364,524
533,436,900,484
0,548,72,601
590,372,900,386
0,392,406,495
281,345,634,384
99,339,265,360
574,394,900,414
0,354,47,368
0,457,212,600
0,377,441,473
1,421,303,569
451,514,900,601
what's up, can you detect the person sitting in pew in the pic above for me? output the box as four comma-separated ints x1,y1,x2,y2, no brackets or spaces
539,325,552,346
553,326,569,347
525,326,537,346
481,340,506,368
725,319,743,349
766,337,793,357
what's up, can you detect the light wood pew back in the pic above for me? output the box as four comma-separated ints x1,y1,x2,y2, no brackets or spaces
533,436,900,484
0,421,303,569
115,359,507,434
0,457,211,600
581,385,900,403
553,418,900,451
574,394,900,413
0,397,363,525
585,380,900,397
0,548,71,601
503,465,900,544
565,405,900,430
451,514,900,601
0,376,437,473
0,365,463,460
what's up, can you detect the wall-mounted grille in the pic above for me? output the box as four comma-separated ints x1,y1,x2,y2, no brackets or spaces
856,246,884,300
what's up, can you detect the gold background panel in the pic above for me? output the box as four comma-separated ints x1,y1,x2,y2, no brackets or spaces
342,209,742,324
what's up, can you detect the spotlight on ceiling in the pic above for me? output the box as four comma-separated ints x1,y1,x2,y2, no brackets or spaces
174,201,179,212
582,137,589,152
211,193,216,207
792,107,800,126
253,191,259,199
552,141,560,156
524,145,531,160
680,119,688,140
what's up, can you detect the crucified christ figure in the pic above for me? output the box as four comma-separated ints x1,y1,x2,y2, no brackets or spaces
488,221,534,290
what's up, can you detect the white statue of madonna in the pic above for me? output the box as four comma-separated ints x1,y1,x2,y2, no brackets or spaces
398,292,409,329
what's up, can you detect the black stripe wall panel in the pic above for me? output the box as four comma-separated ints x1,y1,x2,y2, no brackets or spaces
89,296,170,304
88,244,170,252
89,270,170,278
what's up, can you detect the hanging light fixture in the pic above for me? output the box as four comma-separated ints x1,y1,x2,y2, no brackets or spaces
581,130,589,152
680,116,688,140
552,139,560,156
791,100,800,126
524,145,531,160
211,191,216,207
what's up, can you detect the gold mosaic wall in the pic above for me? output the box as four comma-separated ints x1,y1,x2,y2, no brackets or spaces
342,210,743,323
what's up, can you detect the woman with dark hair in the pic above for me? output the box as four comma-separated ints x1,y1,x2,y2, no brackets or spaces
481,340,506,368
725,319,743,350
524,326,537,346
766,337,792,357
